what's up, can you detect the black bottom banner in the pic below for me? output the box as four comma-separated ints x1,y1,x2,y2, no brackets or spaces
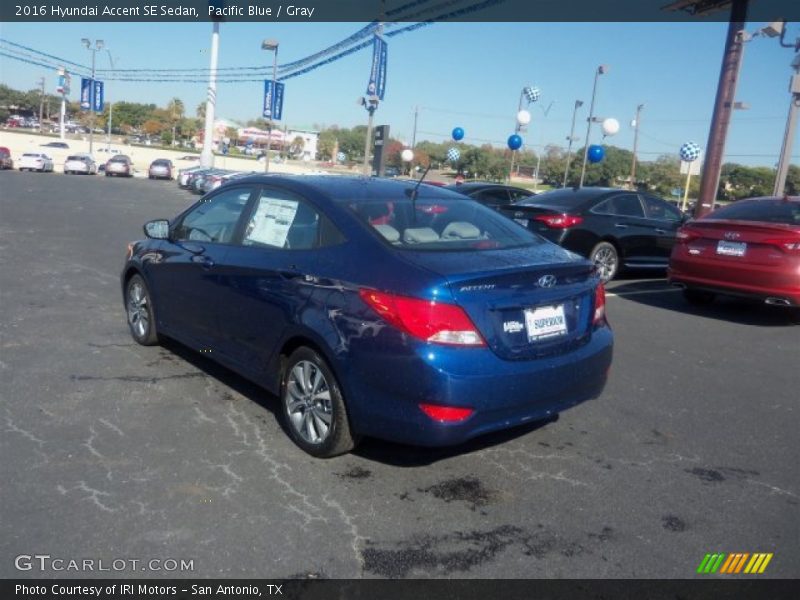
4,579,800,600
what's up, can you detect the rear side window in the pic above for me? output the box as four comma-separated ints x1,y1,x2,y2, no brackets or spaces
474,188,511,205
594,194,645,217
243,188,345,250
705,199,800,225
641,195,682,221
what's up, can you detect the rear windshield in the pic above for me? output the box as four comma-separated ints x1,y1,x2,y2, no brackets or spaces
515,189,597,209
704,199,800,225
344,196,544,251
22,153,41,157
110,156,129,162
66,155,85,161
153,160,169,166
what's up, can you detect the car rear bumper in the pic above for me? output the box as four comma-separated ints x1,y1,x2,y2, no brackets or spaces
669,255,800,306
341,327,613,446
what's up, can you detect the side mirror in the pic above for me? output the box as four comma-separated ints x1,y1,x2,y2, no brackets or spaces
144,219,170,240
681,212,692,224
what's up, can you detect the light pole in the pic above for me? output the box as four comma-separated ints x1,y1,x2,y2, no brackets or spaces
81,38,104,155
533,101,554,191
508,86,536,181
629,103,644,189
262,39,279,173
105,50,116,152
770,21,799,196
200,22,220,168
579,65,607,188
563,100,584,187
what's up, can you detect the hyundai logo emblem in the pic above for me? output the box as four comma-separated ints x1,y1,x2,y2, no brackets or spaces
538,274,557,288
724,231,741,240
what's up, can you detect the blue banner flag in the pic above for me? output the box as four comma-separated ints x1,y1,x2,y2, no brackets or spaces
80,78,92,110
92,80,104,112
263,80,285,121
366,35,387,101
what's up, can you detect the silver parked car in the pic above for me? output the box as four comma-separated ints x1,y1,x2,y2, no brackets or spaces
64,154,97,175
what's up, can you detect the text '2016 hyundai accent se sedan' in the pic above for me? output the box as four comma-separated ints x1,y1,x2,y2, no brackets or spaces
122,176,613,457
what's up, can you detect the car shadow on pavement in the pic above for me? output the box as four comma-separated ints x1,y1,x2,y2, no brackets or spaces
609,281,800,327
352,417,558,468
159,337,560,466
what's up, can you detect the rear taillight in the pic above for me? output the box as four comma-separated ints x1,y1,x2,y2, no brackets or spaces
419,403,474,423
593,283,607,326
675,228,700,243
763,238,800,253
359,289,485,346
534,214,583,229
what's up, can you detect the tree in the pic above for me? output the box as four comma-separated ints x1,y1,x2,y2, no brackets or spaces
196,102,206,120
317,129,338,161
290,136,306,157
719,163,776,200
785,164,800,195
167,97,185,145
573,145,635,187
142,119,164,136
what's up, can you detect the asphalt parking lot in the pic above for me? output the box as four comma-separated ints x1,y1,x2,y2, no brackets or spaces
1,171,798,579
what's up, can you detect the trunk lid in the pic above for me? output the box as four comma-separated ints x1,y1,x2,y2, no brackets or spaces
680,219,800,267
401,246,600,360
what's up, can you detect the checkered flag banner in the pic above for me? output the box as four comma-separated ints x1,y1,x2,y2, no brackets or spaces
447,147,461,163
524,86,541,103
679,141,701,162
336,152,346,161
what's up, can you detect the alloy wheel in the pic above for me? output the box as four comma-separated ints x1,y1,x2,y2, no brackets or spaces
284,360,333,445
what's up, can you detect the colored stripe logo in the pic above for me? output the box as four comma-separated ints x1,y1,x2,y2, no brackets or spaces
697,553,773,574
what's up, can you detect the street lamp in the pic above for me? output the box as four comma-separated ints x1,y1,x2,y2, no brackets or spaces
105,50,116,152
579,65,607,188
261,38,279,173
533,100,554,191
81,38,104,154
562,100,583,187
629,104,644,190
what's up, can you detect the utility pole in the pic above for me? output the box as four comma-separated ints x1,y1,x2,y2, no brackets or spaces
410,105,418,177
630,104,644,190
37,77,45,130
772,31,800,196
694,0,748,218
563,100,583,187
261,39,280,174
200,21,220,168
579,65,607,188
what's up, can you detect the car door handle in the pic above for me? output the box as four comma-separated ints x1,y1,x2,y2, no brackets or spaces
191,255,214,269
655,228,667,234
614,224,628,229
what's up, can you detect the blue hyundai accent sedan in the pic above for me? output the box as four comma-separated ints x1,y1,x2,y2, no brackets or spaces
122,175,613,457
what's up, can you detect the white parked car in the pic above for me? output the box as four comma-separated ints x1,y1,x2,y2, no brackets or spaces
64,154,97,175
18,153,54,172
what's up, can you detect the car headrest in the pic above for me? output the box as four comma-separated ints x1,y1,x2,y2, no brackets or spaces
403,227,440,244
374,224,400,243
441,221,481,240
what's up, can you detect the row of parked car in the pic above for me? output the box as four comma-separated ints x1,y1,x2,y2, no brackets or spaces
445,181,800,309
176,165,259,195
1,147,178,180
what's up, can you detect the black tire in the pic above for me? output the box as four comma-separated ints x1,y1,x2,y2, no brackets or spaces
590,241,620,283
280,347,358,458
683,289,716,305
125,274,159,346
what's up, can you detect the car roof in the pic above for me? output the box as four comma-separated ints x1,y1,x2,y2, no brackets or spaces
228,174,463,202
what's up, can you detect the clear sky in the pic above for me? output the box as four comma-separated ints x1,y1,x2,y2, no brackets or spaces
1,20,798,167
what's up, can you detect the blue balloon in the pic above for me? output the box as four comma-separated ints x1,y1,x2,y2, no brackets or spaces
588,144,605,163
452,127,465,141
507,134,523,151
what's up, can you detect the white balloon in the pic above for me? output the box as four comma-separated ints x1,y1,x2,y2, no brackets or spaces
602,118,620,137
516,110,532,126
401,148,414,162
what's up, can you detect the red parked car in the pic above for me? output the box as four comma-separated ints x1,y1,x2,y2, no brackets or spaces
668,196,800,307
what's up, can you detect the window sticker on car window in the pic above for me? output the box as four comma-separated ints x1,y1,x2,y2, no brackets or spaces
245,197,299,247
